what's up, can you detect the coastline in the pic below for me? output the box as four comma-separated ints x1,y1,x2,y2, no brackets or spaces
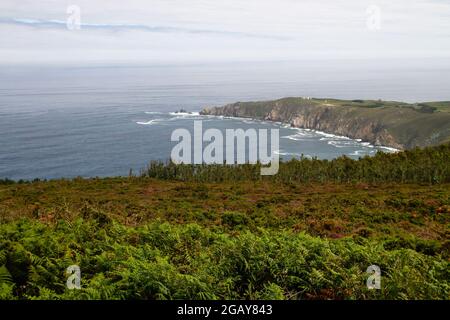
200,97,450,150
199,113,400,153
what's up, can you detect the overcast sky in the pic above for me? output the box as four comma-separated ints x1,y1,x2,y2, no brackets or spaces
0,0,449,65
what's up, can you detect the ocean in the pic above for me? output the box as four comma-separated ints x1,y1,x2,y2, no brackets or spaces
1,60,449,180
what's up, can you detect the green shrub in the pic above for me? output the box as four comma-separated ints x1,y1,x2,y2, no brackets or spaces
0,219,448,300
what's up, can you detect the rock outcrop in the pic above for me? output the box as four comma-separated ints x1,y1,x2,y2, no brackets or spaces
201,98,450,150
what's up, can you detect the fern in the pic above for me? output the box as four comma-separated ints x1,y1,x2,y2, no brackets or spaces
0,250,6,265
0,265,13,285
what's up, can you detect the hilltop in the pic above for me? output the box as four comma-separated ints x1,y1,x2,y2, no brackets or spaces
0,145,449,299
201,98,450,150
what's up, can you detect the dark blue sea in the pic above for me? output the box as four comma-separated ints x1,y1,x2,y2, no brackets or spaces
1,60,449,180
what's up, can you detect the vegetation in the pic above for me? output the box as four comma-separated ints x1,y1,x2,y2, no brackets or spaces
420,101,450,113
143,144,450,184
0,145,449,300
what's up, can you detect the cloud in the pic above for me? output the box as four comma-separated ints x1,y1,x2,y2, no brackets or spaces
0,17,290,40
0,0,449,65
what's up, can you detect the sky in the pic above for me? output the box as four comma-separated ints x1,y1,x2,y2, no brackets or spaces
0,0,449,65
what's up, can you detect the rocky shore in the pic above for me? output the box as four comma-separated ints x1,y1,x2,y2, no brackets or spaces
201,97,450,150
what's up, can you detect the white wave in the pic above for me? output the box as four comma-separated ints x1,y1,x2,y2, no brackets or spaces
361,142,374,148
145,111,165,115
378,146,400,153
221,116,248,121
290,128,310,134
137,114,203,125
327,140,362,148
282,134,306,141
169,116,203,122
274,150,289,156
282,128,317,141
349,150,365,156
316,131,350,140
327,141,345,148
136,119,164,125
169,111,200,116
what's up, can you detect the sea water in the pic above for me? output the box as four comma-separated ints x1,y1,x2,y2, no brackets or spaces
1,60,449,180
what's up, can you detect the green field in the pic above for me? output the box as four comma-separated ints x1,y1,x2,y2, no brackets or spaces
0,145,449,300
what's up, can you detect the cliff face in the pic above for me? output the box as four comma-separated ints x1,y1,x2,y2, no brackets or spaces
201,98,450,150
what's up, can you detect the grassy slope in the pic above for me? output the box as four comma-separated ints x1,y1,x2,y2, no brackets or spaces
322,99,450,143
1,178,449,242
0,177,449,300
421,101,450,113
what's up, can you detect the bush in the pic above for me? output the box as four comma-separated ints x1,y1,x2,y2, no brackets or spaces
0,219,448,300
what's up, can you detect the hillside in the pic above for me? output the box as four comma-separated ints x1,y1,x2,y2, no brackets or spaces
200,98,450,150
0,145,449,300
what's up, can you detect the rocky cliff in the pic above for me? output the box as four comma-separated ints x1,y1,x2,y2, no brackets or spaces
200,97,450,150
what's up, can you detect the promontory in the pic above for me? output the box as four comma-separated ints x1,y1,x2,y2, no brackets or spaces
200,97,450,150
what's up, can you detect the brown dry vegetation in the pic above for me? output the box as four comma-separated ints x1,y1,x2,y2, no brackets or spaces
1,179,449,252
